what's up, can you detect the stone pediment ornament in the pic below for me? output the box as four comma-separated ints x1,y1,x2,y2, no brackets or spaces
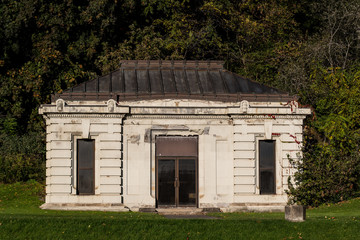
55,99,65,112
290,100,299,114
107,99,116,112
240,100,249,113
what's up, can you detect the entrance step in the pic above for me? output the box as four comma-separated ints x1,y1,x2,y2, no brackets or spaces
156,208,221,215
156,208,204,215
139,208,157,213
163,215,221,219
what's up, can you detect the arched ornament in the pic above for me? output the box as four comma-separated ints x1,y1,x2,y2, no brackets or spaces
107,99,117,112
56,99,65,112
290,100,299,114
240,100,250,113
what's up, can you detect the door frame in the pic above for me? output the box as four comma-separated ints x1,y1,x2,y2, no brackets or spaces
156,156,198,208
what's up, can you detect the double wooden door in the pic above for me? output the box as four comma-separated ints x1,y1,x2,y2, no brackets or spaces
157,157,197,207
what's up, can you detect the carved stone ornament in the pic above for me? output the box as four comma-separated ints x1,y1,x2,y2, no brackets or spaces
107,99,117,112
55,99,65,112
290,100,299,114
240,100,250,113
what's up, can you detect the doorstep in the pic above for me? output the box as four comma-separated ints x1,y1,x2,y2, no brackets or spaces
163,215,221,219
40,203,129,212
156,207,221,215
156,207,204,215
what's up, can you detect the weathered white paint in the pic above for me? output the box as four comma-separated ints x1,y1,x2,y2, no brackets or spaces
264,120,273,139
100,176,121,185
233,151,255,159
39,98,311,211
216,140,233,195
234,159,255,168
234,176,256,185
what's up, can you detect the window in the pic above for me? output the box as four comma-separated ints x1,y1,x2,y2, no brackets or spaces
259,140,276,194
77,139,95,195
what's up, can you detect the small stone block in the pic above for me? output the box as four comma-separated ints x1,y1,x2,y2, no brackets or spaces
139,208,157,213
202,208,221,213
285,205,306,222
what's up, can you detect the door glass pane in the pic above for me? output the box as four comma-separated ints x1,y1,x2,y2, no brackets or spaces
78,169,94,194
158,159,175,206
259,140,275,168
259,140,275,194
260,170,275,194
179,159,196,206
78,140,95,169
77,139,95,195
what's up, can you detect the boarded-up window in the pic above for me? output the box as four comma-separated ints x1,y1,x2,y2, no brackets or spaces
259,140,275,194
77,139,95,195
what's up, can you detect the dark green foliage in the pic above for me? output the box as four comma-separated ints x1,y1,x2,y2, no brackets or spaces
278,0,360,206
288,146,360,206
0,132,45,183
287,66,360,206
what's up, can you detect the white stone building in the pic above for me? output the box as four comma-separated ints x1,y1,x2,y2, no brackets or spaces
39,60,311,212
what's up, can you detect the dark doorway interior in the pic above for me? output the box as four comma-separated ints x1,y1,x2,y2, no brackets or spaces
77,139,95,195
156,136,198,207
259,140,276,194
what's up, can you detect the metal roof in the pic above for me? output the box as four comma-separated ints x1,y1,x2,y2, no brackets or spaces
53,60,294,102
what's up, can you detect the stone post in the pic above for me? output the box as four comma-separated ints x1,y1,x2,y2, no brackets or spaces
285,205,306,222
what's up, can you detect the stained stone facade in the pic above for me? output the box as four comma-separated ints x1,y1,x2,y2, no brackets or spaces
39,60,311,212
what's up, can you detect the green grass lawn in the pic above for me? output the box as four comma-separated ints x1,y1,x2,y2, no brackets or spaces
0,181,359,239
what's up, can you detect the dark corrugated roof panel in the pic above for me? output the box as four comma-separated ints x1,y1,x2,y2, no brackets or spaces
54,60,295,102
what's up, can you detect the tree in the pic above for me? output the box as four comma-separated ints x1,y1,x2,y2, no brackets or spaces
287,66,360,206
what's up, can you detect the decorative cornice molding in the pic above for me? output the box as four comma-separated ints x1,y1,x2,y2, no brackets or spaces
127,114,306,120
46,113,306,120
47,113,125,118
127,115,230,119
231,115,307,119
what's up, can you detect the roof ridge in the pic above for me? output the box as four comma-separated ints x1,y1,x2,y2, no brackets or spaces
119,60,224,70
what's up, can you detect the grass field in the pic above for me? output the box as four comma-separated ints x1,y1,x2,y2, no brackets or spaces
0,181,359,239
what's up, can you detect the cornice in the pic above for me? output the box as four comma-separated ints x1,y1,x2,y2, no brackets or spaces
127,114,307,120
126,115,230,119
45,113,307,120
46,113,125,118
231,115,307,119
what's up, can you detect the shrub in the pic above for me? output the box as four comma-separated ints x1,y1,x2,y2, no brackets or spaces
0,132,45,183
287,143,360,206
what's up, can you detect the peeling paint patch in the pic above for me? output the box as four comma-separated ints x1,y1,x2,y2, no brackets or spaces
204,127,210,135
190,128,204,134
129,135,140,144
151,125,169,130
144,129,151,143
172,125,189,130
